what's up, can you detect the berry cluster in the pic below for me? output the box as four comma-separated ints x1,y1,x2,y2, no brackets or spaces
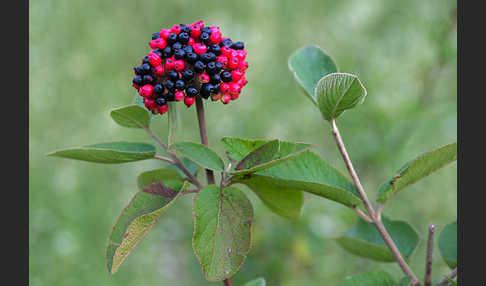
132,20,248,115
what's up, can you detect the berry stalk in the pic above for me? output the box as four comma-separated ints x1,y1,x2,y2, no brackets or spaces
195,95,215,185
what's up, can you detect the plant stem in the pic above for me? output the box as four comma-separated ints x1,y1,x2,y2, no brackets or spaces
425,224,435,286
330,119,420,284
435,268,457,286
195,95,216,185
154,155,175,164
223,278,233,286
144,127,203,189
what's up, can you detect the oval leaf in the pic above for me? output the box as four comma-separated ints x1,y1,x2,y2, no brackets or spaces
377,142,457,203
245,278,266,286
47,141,156,163
234,150,361,207
336,216,419,262
235,140,280,171
192,185,253,281
110,105,151,128
316,72,367,120
106,169,189,274
337,271,396,286
173,141,225,172
240,175,304,219
133,94,153,122
288,45,338,104
438,221,457,269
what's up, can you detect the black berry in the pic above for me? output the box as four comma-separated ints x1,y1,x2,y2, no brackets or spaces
182,69,194,81
200,83,214,99
165,92,175,101
220,38,233,47
186,87,198,97
142,56,149,64
156,96,167,106
194,61,206,73
162,46,173,57
231,41,244,50
180,24,191,34
143,75,154,84
201,27,211,35
133,75,143,85
172,42,183,50
153,83,165,94
175,80,186,90
178,32,189,44
167,33,178,44
174,49,186,60
134,66,143,75
210,73,221,84
183,45,193,54
221,71,232,82
167,70,179,81
165,79,175,91
200,52,216,63
200,32,210,44
186,52,198,63
208,44,221,56
152,32,160,40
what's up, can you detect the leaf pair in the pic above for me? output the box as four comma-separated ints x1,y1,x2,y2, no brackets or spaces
289,45,367,121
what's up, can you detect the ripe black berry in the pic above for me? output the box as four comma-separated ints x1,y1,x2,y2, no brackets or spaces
220,38,233,47
163,46,173,57
214,62,223,73
194,61,206,73
142,63,152,74
178,32,190,44
134,66,143,75
133,75,143,85
201,27,211,35
175,80,186,90
167,33,178,44
156,96,167,106
153,49,163,57
174,49,186,60
152,32,160,40
182,69,194,81
180,24,191,34
186,87,198,97
167,70,179,81
200,52,216,63
154,83,165,94
200,83,214,99
221,71,232,82
231,41,244,50
183,45,193,54
200,32,210,44
186,52,198,63
208,44,221,56
206,62,217,74
142,56,149,64
143,75,154,84
210,73,221,84
165,79,175,91
165,92,175,101
172,42,183,50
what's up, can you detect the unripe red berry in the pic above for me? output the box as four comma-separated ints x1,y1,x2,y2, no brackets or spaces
188,37,195,46
199,73,210,83
149,40,158,50
231,92,239,100
221,46,232,57
190,25,201,38
229,83,241,95
160,29,171,39
174,91,185,101
211,93,222,101
227,57,240,69
165,58,175,70
158,104,169,114
193,43,207,55
238,60,248,71
139,84,154,97
170,25,181,35
221,94,231,104
132,83,140,89
231,69,244,81
236,77,248,87
209,32,222,44
220,83,231,94
184,96,195,107
148,53,162,67
174,60,185,71
216,56,228,68
236,50,247,61
154,65,165,76
193,20,204,28
155,38,167,49
143,98,156,109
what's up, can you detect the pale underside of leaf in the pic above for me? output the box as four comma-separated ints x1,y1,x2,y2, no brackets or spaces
438,221,457,269
377,142,457,203
110,105,151,128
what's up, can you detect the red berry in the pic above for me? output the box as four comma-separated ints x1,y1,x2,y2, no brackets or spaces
221,46,232,57
193,43,207,55
139,84,154,97
229,83,241,95
236,77,248,87
184,96,195,107
158,104,169,114
155,38,167,49
148,53,162,67
170,25,181,34
154,65,165,76
143,98,156,109
199,73,210,83
231,69,244,81
210,26,220,33
188,37,195,46
227,57,240,69
132,83,140,89
160,29,170,39
193,20,205,28
190,25,201,38
231,92,239,100
216,56,229,68
220,83,231,94
209,32,222,44
221,94,231,104
236,50,246,60
149,40,158,49
174,60,185,71
165,58,175,70
211,93,222,101
238,60,248,71
174,91,185,101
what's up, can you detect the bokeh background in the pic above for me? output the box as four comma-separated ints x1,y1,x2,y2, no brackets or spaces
29,0,457,285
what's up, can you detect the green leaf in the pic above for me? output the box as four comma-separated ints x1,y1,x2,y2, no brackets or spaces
240,175,304,219
438,221,457,269
221,137,311,163
167,157,200,181
192,185,253,281
234,150,361,207
244,277,266,286
288,45,338,104
168,102,178,146
133,94,153,122
110,105,151,128
231,140,312,176
446,277,457,286
377,142,457,203
173,141,225,172
336,216,419,262
315,72,367,120
396,276,412,286
337,271,396,286
47,142,156,163
106,169,189,274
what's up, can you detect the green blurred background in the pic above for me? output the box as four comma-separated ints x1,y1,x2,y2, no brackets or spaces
29,0,457,285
